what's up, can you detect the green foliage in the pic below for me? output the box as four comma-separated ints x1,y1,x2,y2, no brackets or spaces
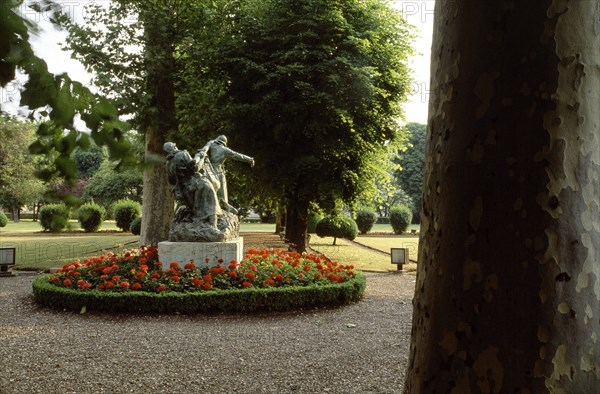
395,123,427,221
0,211,8,227
83,160,143,207
1,1,133,198
307,211,323,234
316,215,359,244
113,199,141,232
0,117,46,210
39,204,70,232
32,274,365,314
389,205,413,234
184,0,414,250
74,145,105,179
355,209,377,234
77,202,106,232
130,216,142,236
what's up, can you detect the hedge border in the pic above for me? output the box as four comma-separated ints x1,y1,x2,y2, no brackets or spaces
32,272,366,314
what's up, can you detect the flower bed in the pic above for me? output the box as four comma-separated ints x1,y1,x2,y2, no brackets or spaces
32,246,366,313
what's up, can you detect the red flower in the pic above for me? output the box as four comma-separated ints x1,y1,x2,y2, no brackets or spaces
120,281,130,288
112,275,120,282
263,278,275,286
170,261,180,270
151,272,161,279
140,265,149,272
184,263,196,271
131,283,142,291
154,261,162,268
298,273,305,279
156,285,167,292
135,272,146,279
111,264,119,271
104,281,115,289
202,283,212,290
249,264,257,271
50,276,60,283
171,276,180,283
62,278,72,287
227,271,238,279
303,265,311,272
245,272,255,281
102,267,111,275
203,274,213,283
192,278,203,287
242,281,251,288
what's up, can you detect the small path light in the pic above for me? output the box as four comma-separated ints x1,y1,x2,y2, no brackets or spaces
390,247,409,271
0,247,16,277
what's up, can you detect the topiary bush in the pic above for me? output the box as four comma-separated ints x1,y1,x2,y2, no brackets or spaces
307,211,323,234
130,216,142,235
316,215,359,245
355,209,377,234
389,205,413,234
0,211,8,228
113,199,141,232
39,204,70,232
77,202,106,232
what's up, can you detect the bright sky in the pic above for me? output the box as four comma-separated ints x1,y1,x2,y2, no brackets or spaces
2,0,434,125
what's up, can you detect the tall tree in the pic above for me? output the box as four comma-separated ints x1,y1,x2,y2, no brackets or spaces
395,122,426,221
196,0,414,251
1,1,133,187
405,1,599,392
0,116,46,218
63,1,189,244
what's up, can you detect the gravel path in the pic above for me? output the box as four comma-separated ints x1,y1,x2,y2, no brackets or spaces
1,234,416,393
0,271,415,394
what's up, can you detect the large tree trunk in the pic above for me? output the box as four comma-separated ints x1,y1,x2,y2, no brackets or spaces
140,127,174,245
405,1,599,393
138,7,177,246
285,201,308,252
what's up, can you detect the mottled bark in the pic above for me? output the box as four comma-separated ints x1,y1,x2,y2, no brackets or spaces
405,1,599,393
138,8,177,246
140,127,174,245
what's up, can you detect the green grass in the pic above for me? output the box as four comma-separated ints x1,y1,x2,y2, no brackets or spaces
354,234,420,259
309,235,417,272
239,223,276,232
0,220,138,271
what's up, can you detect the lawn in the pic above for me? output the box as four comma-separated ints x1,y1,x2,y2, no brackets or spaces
0,220,139,271
309,235,418,273
0,220,418,273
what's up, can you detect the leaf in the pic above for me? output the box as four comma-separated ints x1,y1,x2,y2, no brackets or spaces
80,305,87,314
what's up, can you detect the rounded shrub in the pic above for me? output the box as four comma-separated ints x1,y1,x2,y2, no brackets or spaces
39,204,70,232
390,205,413,234
355,209,377,234
0,211,8,228
77,202,106,232
130,216,142,235
316,215,359,245
307,211,323,234
113,199,141,232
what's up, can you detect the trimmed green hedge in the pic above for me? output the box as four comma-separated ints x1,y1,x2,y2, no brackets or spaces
32,273,366,314
0,211,7,227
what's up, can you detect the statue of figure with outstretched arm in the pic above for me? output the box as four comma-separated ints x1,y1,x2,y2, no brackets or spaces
164,142,222,229
197,135,254,205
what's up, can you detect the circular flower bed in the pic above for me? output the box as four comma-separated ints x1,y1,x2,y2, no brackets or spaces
33,246,365,313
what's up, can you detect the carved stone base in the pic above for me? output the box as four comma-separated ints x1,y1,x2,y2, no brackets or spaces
158,238,243,270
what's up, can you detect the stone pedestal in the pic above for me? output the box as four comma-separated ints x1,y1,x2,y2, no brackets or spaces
158,238,243,270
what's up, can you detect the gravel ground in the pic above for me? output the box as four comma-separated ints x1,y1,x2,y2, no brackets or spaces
0,234,416,393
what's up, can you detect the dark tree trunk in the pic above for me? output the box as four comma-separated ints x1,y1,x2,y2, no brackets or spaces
285,201,308,252
11,208,19,223
275,208,286,235
405,1,599,393
138,8,177,246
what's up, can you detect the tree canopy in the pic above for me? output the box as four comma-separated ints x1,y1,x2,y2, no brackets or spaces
395,122,426,220
187,0,414,250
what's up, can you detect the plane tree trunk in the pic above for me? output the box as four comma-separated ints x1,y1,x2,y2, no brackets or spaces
405,1,599,392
